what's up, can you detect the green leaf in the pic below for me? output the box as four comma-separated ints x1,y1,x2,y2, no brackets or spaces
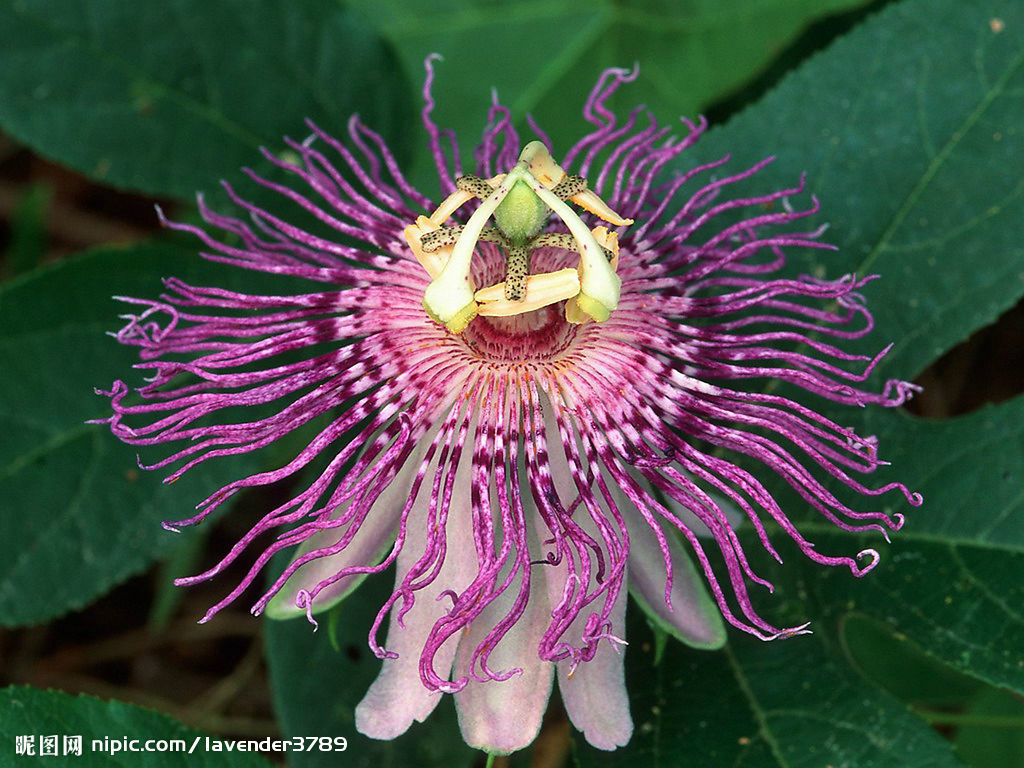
0,686,273,767
574,606,962,768
348,0,873,185
693,0,1024,379
842,615,1024,767
0,245,272,627
806,396,1024,696
0,0,413,199
841,615,987,709
264,572,478,768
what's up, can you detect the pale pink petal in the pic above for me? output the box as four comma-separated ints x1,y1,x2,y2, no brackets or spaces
453,543,554,754
556,584,632,751
536,411,632,750
625,505,725,649
355,443,478,739
264,447,423,619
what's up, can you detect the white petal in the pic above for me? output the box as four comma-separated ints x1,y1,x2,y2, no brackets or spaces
264,435,428,620
453,556,554,754
355,431,478,739
555,585,632,751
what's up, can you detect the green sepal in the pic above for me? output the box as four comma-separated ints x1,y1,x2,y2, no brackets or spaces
422,297,479,334
573,292,614,323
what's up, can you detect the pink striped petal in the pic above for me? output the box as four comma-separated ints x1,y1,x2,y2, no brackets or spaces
355,449,477,739
264,452,421,619
452,540,554,754
556,584,632,751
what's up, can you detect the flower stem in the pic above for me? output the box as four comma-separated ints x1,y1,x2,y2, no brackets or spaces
916,709,1024,729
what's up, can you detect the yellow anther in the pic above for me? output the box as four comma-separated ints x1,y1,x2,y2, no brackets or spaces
404,216,447,280
411,142,631,332
520,140,632,226
476,268,581,316
571,189,633,227
591,225,621,270
520,140,565,189
428,189,473,226
564,226,622,324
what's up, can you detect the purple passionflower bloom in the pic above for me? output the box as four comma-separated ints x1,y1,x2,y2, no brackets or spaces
96,60,921,754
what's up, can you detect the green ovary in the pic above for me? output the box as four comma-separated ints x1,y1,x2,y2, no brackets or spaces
492,180,548,246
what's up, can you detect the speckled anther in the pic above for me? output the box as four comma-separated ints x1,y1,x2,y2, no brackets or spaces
532,232,616,263
456,174,497,201
420,225,464,252
504,244,532,301
553,174,587,200
421,226,505,253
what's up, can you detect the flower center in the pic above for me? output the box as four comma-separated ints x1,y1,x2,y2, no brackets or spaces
460,305,581,363
404,142,633,334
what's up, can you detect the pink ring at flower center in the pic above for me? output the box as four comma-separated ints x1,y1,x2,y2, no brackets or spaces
460,305,581,363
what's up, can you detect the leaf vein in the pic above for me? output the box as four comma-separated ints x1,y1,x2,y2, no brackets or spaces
949,544,1024,625
724,643,792,768
856,46,1024,274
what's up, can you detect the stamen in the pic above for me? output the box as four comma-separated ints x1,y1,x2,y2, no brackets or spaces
571,188,634,226
503,244,532,301
411,141,633,331
523,174,621,322
455,174,498,200
421,225,465,252
520,140,565,187
422,173,519,333
476,268,581,316
404,216,447,279
553,174,587,200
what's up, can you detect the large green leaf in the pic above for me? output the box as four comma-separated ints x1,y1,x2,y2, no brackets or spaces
0,0,413,200
2,182,50,277
0,245,274,626
691,0,1024,379
575,608,962,768
264,573,478,768
954,686,1024,768
348,0,873,186
815,397,1024,694
0,686,273,767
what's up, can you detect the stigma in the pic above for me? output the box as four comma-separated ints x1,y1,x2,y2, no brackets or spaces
405,141,633,334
